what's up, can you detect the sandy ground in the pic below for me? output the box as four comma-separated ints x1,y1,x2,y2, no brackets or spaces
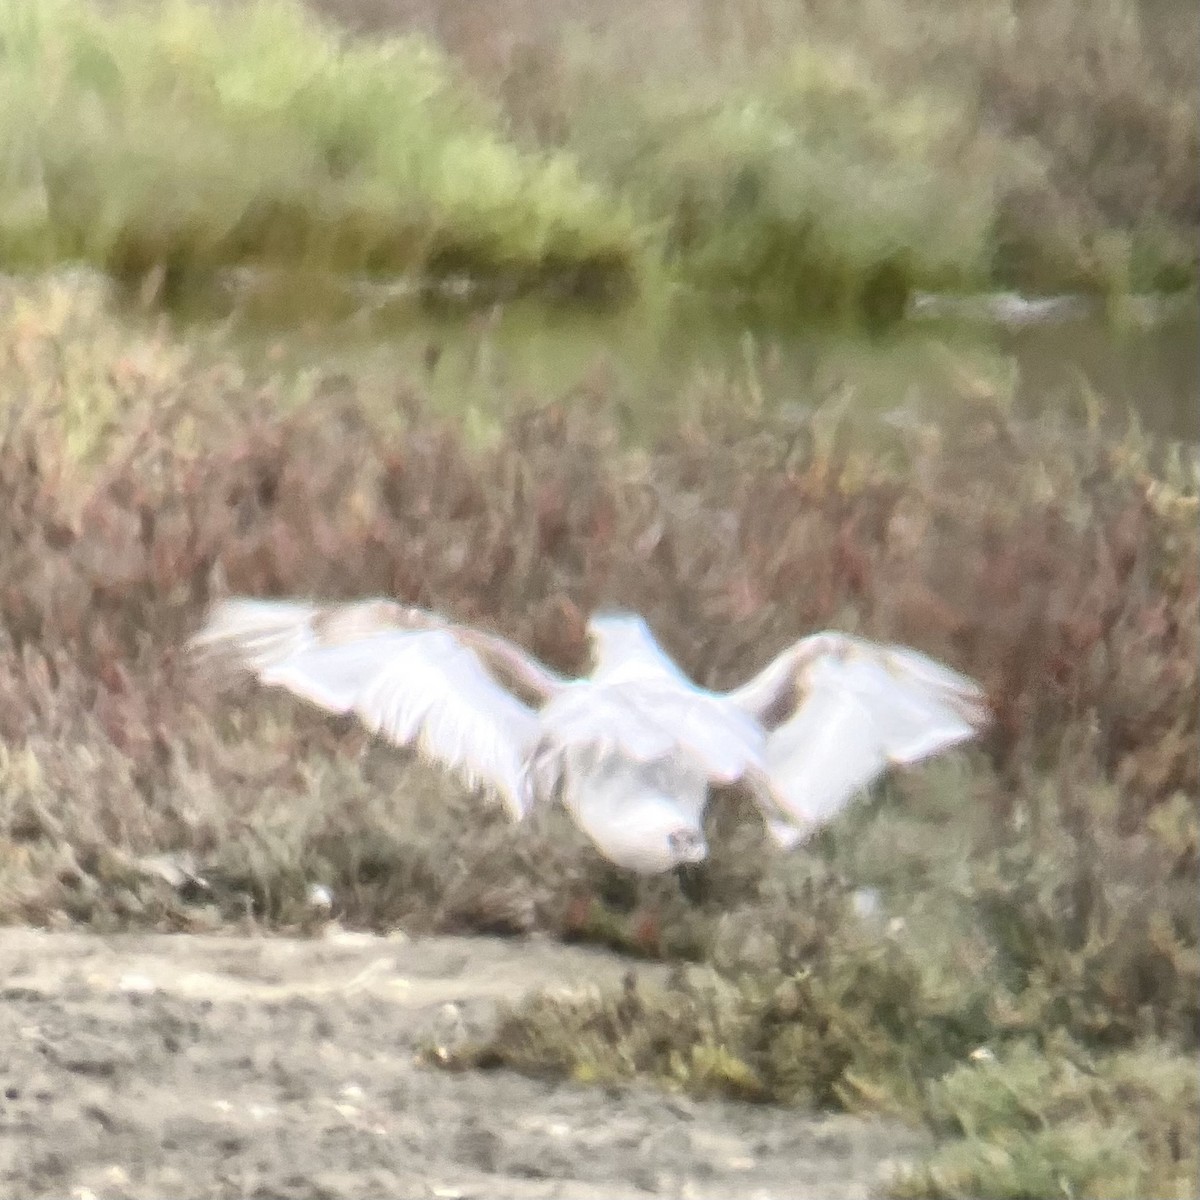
0,928,927,1200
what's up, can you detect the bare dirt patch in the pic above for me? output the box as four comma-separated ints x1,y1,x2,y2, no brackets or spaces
0,928,925,1200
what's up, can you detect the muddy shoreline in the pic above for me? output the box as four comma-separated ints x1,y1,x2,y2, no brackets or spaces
0,928,925,1199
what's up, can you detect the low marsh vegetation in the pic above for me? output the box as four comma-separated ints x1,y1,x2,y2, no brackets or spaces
0,273,1195,1197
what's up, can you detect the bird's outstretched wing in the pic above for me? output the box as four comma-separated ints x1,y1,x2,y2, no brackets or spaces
189,598,567,819
188,597,435,667
189,597,567,704
726,633,989,845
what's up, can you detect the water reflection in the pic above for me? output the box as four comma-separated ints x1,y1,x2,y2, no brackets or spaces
997,312,1198,442
176,271,1199,443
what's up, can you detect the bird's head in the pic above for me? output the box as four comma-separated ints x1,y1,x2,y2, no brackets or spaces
596,816,709,876
667,826,708,865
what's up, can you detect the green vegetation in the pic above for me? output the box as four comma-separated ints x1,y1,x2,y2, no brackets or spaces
563,44,1001,322
0,0,639,293
541,0,1200,306
892,1041,1197,1199
0,0,1195,315
0,274,1195,1195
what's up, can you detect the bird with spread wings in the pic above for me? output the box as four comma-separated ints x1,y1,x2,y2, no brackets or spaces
189,598,989,875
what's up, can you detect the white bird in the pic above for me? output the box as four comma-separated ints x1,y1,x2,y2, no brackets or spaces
189,598,989,875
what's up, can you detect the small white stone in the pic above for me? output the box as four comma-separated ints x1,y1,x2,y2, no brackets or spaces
323,929,378,946
851,887,882,921
118,973,157,994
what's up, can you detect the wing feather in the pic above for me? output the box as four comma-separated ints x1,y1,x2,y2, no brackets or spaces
192,598,545,819
192,597,567,707
256,630,539,819
187,598,327,668
757,686,888,846
189,597,437,669
727,632,988,845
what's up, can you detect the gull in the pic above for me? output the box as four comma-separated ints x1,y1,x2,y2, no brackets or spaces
189,598,989,875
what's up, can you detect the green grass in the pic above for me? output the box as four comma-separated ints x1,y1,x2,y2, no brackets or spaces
0,0,640,292
522,0,1200,304
892,1040,1198,1199
0,0,1195,316
551,42,1004,320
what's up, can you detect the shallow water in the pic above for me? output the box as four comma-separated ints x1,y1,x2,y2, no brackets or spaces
180,273,1200,442
993,307,1199,442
